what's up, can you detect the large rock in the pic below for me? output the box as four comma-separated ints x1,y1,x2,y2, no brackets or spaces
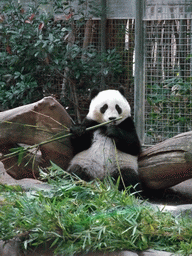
0,162,51,191
0,239,21,256
0,97,73,179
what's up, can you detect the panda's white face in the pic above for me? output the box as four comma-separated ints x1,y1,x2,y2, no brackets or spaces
86,89,131,124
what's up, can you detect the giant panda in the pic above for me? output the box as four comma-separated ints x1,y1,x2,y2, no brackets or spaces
67,87,142,190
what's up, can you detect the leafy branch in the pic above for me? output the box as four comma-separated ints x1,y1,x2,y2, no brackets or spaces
2,117,122,161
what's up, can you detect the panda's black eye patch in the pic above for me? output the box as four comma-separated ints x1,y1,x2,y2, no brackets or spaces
116,104,122,114
100,104,108,114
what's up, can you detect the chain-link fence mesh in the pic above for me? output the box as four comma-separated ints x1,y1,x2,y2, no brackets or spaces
144,0,192,145
1,0,192,144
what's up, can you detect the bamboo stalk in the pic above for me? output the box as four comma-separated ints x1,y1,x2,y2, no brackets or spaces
2,117,123,160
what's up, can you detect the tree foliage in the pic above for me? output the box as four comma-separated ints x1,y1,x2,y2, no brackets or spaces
0,0,123,109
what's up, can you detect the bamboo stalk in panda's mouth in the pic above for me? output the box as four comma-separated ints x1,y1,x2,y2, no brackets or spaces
86,116,123,131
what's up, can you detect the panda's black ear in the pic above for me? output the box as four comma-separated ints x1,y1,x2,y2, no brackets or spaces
90,87,100,99
118,86,125,96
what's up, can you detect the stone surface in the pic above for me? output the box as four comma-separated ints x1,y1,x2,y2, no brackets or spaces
142,179,192,205
157,204,192,217
0,161,18,185
0,96,73,179
0,245,179,256
138,249,174,255
171,179,192,200
77,252,138,256
0,161,51,191
0,239,21,256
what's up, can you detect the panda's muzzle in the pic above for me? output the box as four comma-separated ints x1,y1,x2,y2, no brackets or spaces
109,117,117,125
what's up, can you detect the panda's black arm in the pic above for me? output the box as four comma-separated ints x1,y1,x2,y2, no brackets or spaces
70,118,99,155
105,117,141,156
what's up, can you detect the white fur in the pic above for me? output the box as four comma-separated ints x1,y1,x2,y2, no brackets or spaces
68,129,138,179
68,89,138,181
87,90,131,124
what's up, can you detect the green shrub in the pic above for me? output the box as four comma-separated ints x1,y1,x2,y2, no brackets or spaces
0,0,123,109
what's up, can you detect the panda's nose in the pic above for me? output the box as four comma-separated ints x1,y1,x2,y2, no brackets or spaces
109,117,116,121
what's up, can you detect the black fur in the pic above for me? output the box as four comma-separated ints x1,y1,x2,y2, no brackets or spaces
67,163,92,181
70,117,141,157
113,167,142,191
118,86,125,96
69,87,141,190
70,118,98,155
90,87,100,99
104,117,141,156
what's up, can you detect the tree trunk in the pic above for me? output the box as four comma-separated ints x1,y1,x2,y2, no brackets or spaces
139,131,192,190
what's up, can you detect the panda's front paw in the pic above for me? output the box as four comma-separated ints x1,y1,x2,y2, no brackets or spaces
106,125,117,138
70,125,86,137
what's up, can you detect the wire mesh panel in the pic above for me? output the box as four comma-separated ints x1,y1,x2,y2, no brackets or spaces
143,0,192,145
0,0,136,123
106,19,135,109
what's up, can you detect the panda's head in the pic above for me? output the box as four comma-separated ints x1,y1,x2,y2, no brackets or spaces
86,87,131,125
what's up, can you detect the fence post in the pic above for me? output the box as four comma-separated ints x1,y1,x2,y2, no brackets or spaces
191,19,192,78
134,0,145,145
101,0,107,89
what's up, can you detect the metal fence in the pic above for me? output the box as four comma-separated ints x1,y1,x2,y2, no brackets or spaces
142,0,192,145
1,0,192,145
0,0,136,119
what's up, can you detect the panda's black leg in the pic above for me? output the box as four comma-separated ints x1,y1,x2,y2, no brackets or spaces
67,164,92,181
113,168,142,192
